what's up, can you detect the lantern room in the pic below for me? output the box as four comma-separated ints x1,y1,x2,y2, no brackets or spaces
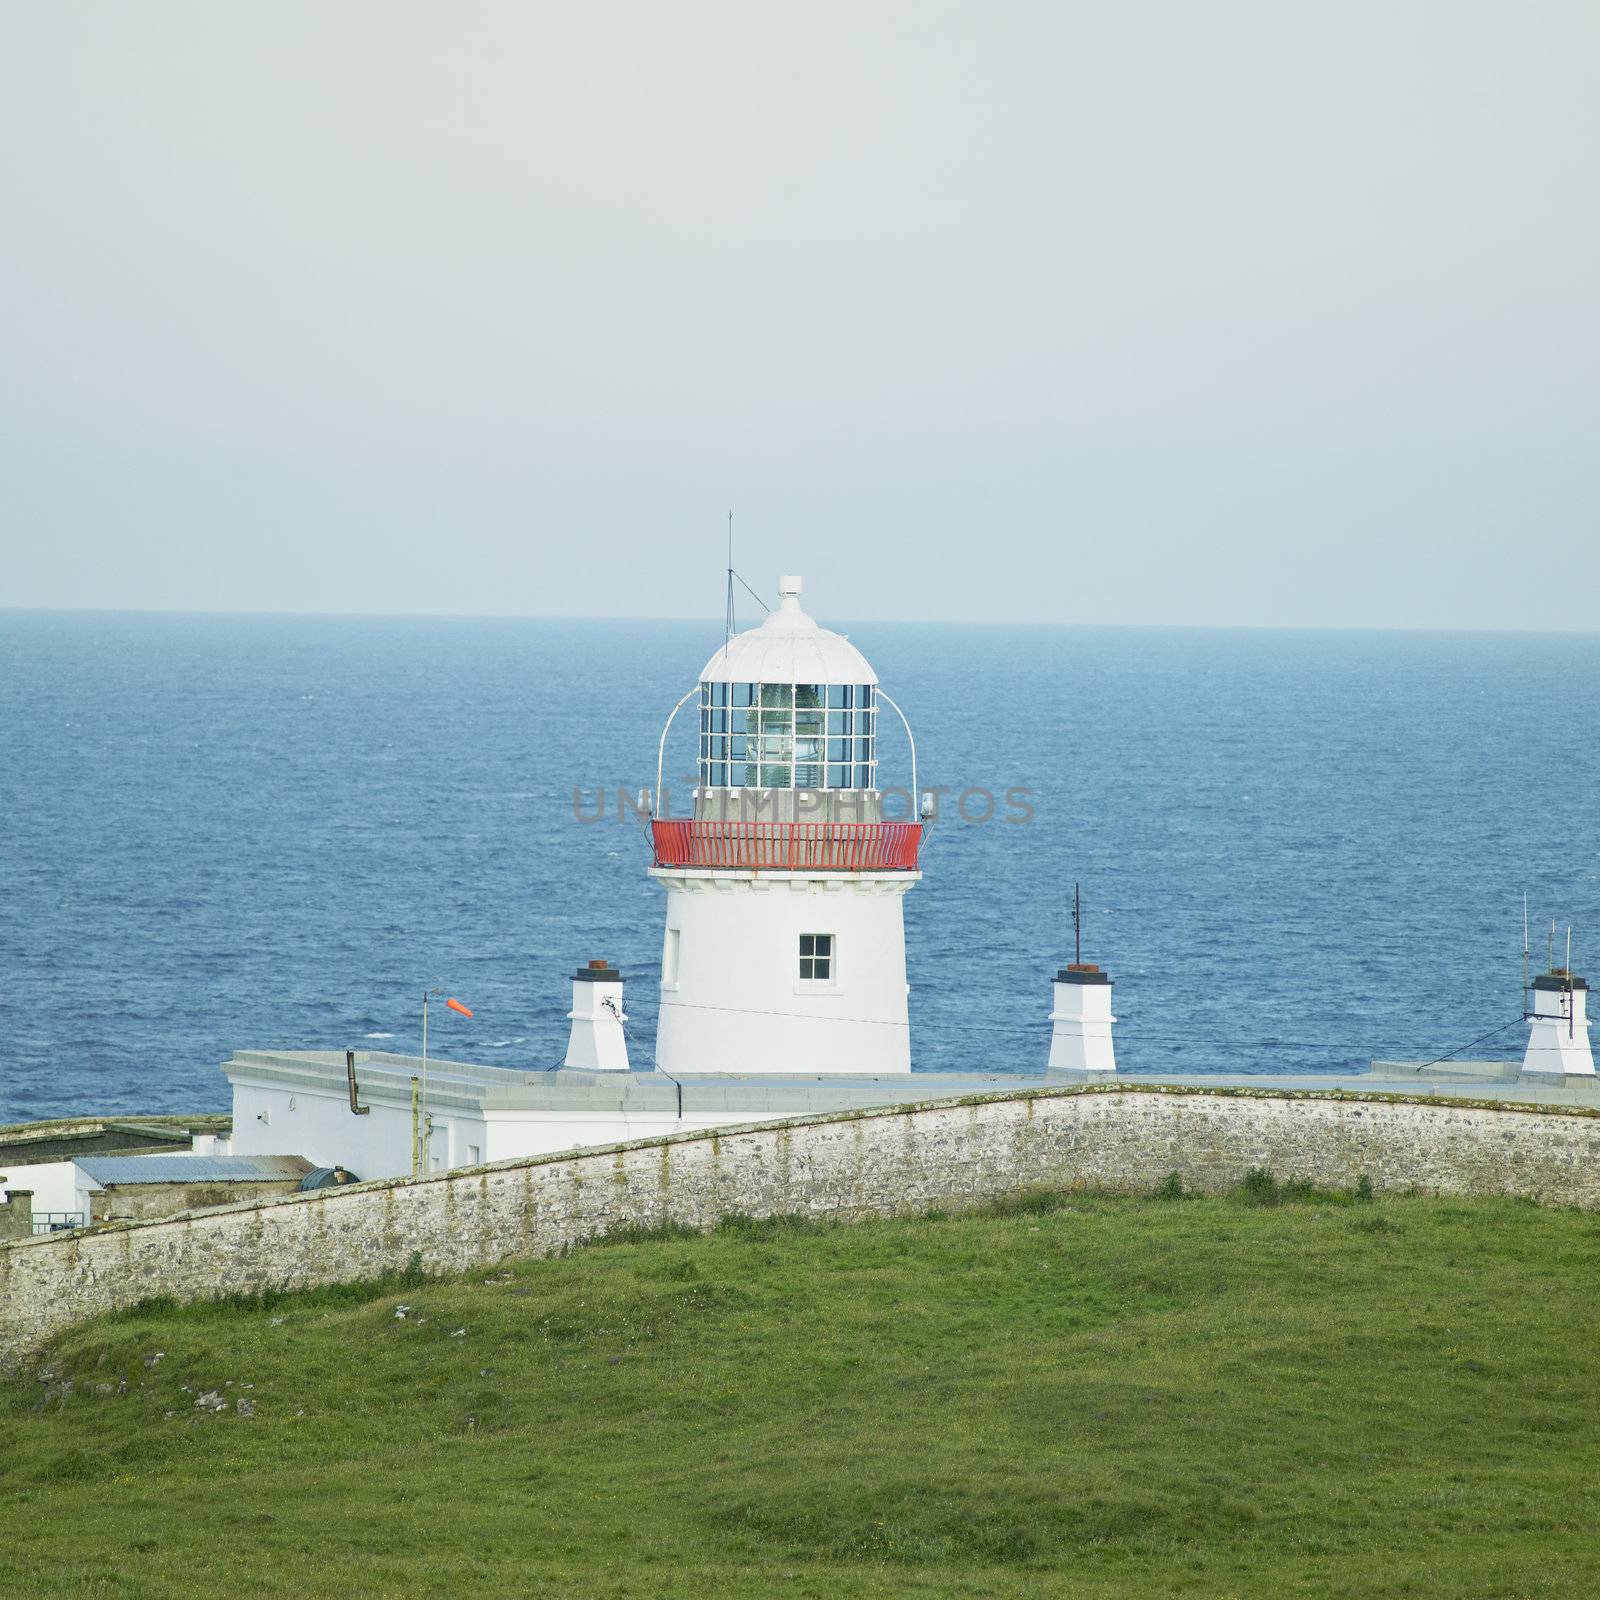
650,573,921,867
696,576,878,795
686,575,905,830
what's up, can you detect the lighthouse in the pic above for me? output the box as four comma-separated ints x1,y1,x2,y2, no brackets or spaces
649,577,923,1075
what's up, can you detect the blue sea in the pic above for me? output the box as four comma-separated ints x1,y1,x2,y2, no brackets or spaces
2,611,1597,1125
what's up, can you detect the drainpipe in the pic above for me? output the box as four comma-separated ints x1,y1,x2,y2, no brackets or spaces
347,1049,371,1115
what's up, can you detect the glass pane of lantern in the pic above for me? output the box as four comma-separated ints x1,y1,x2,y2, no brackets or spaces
761,763,791,788
760,683,793,708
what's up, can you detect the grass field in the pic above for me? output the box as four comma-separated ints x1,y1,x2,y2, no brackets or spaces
3,1179,1598,1599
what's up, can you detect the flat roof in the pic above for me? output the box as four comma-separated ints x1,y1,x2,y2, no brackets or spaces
221,1050,1600,1115
75,1154,312,1186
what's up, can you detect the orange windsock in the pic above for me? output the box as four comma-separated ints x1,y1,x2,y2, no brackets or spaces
446,998,474,1018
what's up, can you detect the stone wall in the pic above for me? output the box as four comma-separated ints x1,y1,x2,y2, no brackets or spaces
4,1085,1599,1373
92,1178,307,1225
0,1189,33,1242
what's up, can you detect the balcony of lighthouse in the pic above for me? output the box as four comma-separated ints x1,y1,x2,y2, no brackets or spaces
651,677,923,870
647,574,923,877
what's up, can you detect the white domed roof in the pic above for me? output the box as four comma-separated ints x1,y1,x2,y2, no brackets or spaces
699,576,878,686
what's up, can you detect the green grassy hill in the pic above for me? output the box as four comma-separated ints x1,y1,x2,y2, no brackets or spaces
4,1181,1598,1599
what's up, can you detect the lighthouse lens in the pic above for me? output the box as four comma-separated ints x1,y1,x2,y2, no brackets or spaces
695,681,876,792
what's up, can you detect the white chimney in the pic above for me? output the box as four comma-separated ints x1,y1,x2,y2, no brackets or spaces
1522,970,1594,1076
563,960,630,1071
1049,964,1117,1073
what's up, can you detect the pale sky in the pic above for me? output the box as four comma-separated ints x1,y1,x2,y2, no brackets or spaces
2,2,1596,627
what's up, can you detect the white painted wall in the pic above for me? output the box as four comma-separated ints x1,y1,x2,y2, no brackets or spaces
1048,972,1117,1072
651,868,915,1074
0,1159,97,1223
227,1069,793,1176
231,1079,421,1176
1523,980,1594,1075
563,972,629,1070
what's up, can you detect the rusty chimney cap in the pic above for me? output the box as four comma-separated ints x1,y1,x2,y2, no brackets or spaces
588,958,609,969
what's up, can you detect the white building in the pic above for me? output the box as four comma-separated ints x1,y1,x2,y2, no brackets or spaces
651,575,921,1076
223,574,1110,1179
219,571,1123,1182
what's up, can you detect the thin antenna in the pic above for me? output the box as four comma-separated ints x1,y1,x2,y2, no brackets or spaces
723,510,735,654
1522,893,1531,1016
1567,926,1575,1038
1550,919,1557,972
1073,882,1082,966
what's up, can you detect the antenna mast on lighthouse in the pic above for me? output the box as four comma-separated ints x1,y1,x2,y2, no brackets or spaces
723,510,735,657
1523,893,1531,1016
1073,882,1082,966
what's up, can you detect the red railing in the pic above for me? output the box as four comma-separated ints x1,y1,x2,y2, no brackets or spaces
650,819,922,872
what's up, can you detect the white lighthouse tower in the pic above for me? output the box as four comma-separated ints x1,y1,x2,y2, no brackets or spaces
649,576,922,1075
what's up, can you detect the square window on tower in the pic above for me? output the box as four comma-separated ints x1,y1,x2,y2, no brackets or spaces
799,932,834,981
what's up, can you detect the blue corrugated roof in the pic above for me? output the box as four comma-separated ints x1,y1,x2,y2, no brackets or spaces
74,1155,310,1186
